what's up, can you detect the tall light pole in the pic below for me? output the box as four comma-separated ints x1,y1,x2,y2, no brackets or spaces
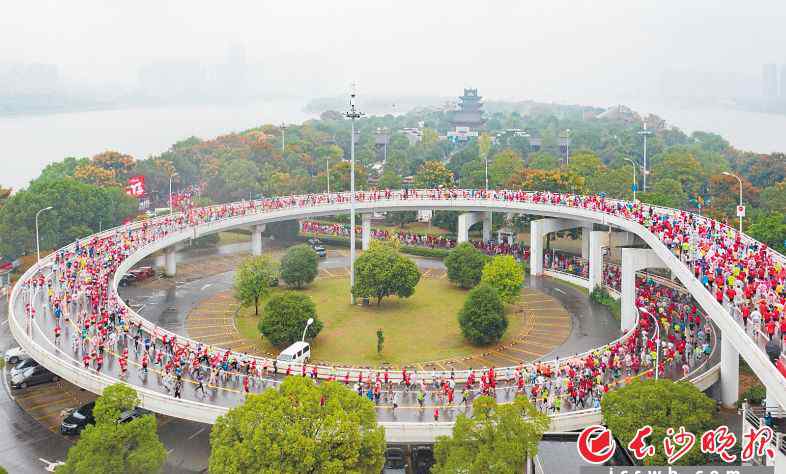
35,206,53,262
301,317,314,342
168,173,178,214
638,122,653,192
345,88,364,304
624,158,638,201
326,159,330,194
723,171,744,234
484,152,489,192
280,123,287,153
564,129,571,166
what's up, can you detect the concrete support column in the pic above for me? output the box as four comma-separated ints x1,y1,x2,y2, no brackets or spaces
251,224,266,256
720,335,740,408
588,230,609,290
621,247,666,332
482,212,492,242
457,212,489,243
361,214,372,251
581,225,592,260
529,217,586,276
164,246,177,277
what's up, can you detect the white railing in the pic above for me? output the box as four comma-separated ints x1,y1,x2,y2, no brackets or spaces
6,190,747,428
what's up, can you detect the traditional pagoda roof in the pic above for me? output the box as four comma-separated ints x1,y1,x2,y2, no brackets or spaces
449,88,485,129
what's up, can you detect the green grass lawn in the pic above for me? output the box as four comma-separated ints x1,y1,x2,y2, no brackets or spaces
235,277,525,367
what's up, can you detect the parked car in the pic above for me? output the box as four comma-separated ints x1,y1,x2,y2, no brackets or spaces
119,273,137,287
60,401,96,435
308,238,327,257
411,445,435,474
10,364,57,389
4,346,28,365
130,266,155,280
61,402,151,435
382,447,407,474
9,357,39,377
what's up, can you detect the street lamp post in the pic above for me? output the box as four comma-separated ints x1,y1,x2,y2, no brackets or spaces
484,152,489,192
326,159,330,194
168,173,178,214
638,122,653,192
723,171,744,234
281,123,287,153
564,129,571,166
345,89,364,304
624,158,638,201
301,317,315,342
35,206,53,262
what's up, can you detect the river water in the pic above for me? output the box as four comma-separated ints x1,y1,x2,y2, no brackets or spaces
2,97,784,190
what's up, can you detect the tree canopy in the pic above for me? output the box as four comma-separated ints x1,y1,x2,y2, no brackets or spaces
352,241,421,305
433,395,549,474
209,376,385,474
601,378,716,466
234,255,278,315
444,242,488,289
480,255,524,304
279,244,319,289
458,283,507,345
56,384,166,474
259,291,323,347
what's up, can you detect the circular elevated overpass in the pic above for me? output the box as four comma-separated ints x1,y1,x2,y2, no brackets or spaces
11,189,777,441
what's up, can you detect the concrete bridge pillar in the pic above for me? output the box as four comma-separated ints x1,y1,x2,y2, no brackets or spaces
620,247,666,332
362,214,372,251
457,212,492,243
720,335,740,408
581,225,592,260
251,224,266,256
164,245,178,277
588,230,609,290
529,218,586,276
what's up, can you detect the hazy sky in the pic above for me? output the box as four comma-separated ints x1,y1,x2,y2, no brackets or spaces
4,0,785,101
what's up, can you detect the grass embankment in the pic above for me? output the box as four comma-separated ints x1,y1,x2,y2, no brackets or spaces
235,277,526,366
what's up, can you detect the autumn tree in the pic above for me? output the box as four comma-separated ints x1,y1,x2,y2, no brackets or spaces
414,160,453,188
74,163,120,187
91,151,136,181
209,377,385,474
706,173,759,220
507,168,586,194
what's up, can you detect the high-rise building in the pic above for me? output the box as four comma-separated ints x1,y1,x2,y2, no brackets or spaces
763,63,778,98
780,64,786,98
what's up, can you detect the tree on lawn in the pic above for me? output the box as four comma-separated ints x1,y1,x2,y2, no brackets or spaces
480,255,524,304
602,379,716,465
280,244,319,289
259,292,323,347
458,284,507,345
444,242,488,289
209,376,385,474
234,255,278,315
433,395,549,474
56,384,166,474
352,241,421,305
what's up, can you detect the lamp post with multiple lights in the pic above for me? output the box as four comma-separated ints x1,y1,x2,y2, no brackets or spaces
345,90,364,304
638,122,653,192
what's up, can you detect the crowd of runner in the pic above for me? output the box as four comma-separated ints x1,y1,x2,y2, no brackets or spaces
15,188,785,415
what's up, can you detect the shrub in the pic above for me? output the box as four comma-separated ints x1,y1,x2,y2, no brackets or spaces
445,242,488,288
280,244,319,289
480,255,524,303
458,284,507,345
259,292,323,347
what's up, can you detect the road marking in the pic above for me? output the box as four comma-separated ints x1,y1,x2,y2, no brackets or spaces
201,284,213,291
553,288,566,295
188,427,206,439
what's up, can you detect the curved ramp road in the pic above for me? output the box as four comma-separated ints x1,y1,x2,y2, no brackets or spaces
12,189,773,439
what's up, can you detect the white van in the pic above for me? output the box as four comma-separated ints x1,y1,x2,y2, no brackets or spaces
277,341,311,363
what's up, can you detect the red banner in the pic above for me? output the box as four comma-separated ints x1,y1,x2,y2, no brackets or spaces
126,176,146,198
